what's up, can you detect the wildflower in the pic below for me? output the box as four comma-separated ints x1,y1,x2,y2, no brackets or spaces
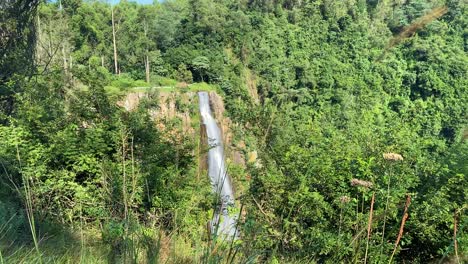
339,196,351,203
351,179,373,188
383,153,403,161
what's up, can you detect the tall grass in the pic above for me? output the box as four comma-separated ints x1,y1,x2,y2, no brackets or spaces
1,98,253,264
380,153,403,259
15,143,42,263
364,192,375,264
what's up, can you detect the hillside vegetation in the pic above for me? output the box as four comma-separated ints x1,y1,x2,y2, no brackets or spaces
0,0,466,263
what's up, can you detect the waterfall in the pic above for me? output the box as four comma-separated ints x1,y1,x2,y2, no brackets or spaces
198,92,237,238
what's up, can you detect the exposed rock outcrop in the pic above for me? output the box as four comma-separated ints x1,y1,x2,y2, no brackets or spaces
208,92,246,168
117,92,147,111
119,91,196,140
118,90,246,169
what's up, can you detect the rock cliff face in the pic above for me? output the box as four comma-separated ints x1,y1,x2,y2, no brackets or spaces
118,91,195,136
118,90,246,168
208,92,246,168
117,92,146,111
208,92,230,144
154,92,195,136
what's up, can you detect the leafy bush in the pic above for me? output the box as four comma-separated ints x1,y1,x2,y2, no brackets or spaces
133,80,149,87
111,76,136,89
151,75,178,86
104,85,122,96
189,82,217,92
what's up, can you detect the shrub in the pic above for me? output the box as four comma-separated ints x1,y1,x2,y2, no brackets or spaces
152,75,178,86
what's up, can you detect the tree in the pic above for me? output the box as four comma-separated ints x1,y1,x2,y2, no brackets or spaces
191,56,209,82
0,0,40,120
111,6,118,74
176,63,193,83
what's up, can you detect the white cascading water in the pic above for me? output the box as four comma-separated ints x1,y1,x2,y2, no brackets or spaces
198,91,237,238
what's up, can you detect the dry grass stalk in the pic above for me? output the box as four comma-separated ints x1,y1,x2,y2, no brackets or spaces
389,6,447,46
351,179,373,188
389,194,411,263
338,196,350,236
378,6,448,61
340,196,351,204
364,192,375,264
383,153,404,161
251,195,273,225
454,209,459,264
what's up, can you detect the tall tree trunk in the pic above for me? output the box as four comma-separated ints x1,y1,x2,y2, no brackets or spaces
59,2,68,79
36,15,41,63
62,42,67,73
145,55,150,83
143,19,150,83
112,7,118,75
69,54,74,86
48,23,53,59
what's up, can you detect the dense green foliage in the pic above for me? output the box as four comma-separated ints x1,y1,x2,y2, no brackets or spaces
0,0,466,263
